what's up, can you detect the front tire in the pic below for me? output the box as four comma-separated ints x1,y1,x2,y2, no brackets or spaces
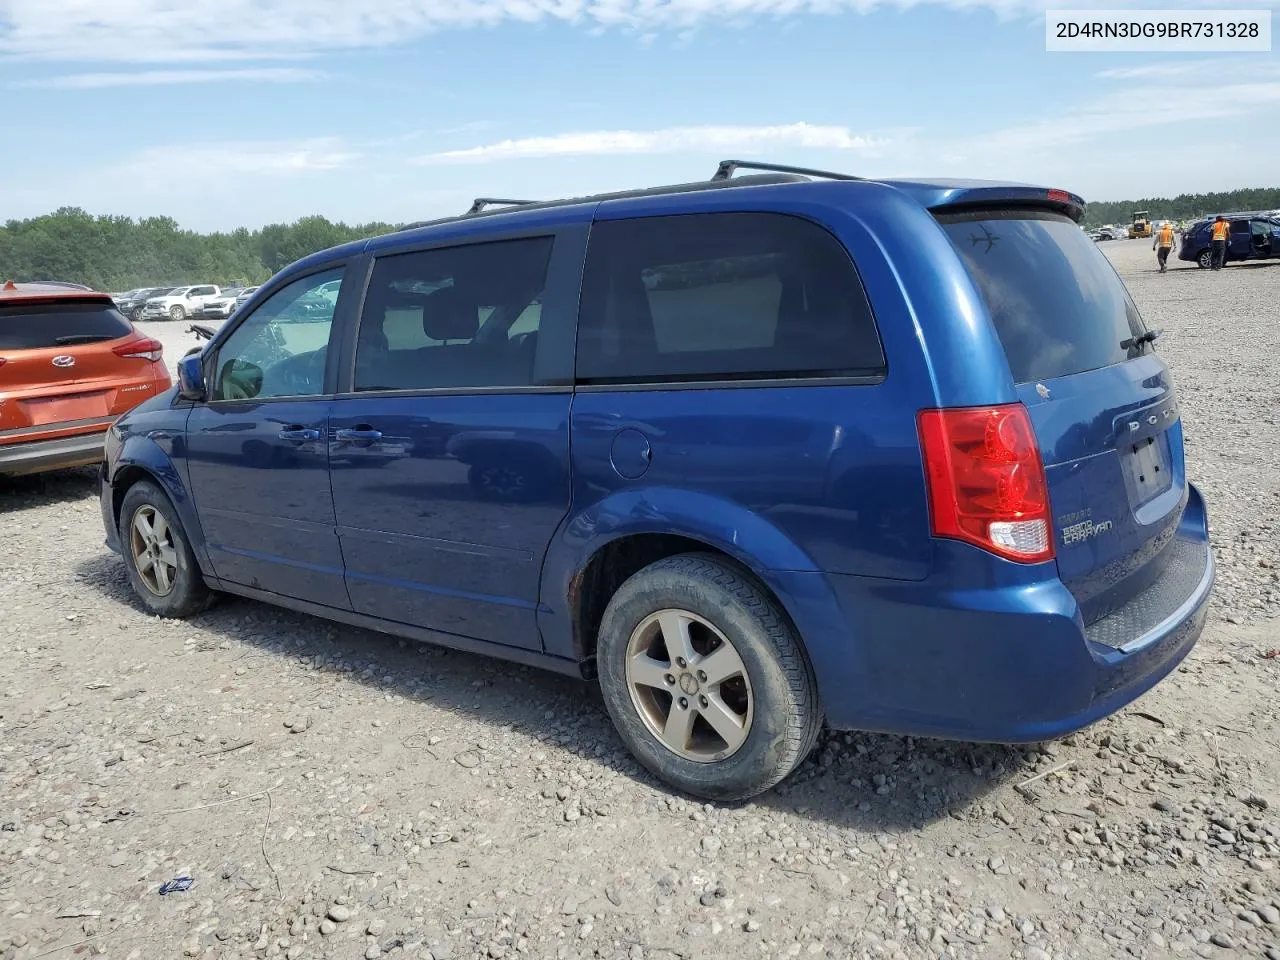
131,306,145,322
596,553,821,801
119,480,213,618
1197,249,1213,269
169,304,186,322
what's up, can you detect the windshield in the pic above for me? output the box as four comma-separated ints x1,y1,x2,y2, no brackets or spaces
938,209,1148,384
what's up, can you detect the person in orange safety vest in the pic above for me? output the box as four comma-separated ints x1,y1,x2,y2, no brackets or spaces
1153,222,1176,272
1210,215,1230,271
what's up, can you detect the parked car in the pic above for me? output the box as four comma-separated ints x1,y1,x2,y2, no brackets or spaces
234,286,261,310
99,161,1213,801
1,280,169,476
198,290,244,321
117,287,175,322
1179,214,1280,268
142,285,221,322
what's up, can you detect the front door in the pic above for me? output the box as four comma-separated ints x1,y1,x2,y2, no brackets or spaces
328,230,582,648
185,266,350,607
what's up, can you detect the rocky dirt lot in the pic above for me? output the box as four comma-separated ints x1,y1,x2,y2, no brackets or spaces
2,240,1278,960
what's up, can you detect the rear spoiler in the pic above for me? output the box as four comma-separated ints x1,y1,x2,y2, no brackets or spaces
0,294,116,310
928,185,1086,224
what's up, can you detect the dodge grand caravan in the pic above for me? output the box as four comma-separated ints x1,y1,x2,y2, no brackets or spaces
99,161,1213,801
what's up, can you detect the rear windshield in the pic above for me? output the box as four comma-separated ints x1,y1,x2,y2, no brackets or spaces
938,210,1147,383
0,300,134,350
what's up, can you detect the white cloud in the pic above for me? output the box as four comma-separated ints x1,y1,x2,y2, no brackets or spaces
117,138,360,179
14,67,325,89
953,63,1280,162
889,60,1280,201
417,123,888,163
2,0,1273,62
1095,58,1271,81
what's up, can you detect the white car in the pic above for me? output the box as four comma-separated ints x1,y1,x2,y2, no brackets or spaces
198,290,243,320
234,285,261,310
142,284,221,322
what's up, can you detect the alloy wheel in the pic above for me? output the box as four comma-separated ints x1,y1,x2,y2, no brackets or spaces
129,505,179,596
624,608,754,763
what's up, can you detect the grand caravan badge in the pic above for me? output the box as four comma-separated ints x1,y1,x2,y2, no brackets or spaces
1061,517,1114,546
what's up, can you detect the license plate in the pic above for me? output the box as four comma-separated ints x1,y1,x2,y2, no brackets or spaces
23,393,108,425
1124,433,1172,502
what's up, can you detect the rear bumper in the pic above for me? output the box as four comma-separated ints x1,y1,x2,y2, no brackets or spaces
0,431,107,477
792,483,1213,742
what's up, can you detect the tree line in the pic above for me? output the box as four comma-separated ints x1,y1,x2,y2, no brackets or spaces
1080,187,1280,227
0,208,399,292
4,188,1280,292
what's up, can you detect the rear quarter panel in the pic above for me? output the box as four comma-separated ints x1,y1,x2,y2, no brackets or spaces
541,183,1014,667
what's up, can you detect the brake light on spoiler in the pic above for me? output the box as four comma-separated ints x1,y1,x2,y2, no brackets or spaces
113,337,164,363
917,404,1054,563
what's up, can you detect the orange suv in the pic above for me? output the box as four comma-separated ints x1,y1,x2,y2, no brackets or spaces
1,281,171,476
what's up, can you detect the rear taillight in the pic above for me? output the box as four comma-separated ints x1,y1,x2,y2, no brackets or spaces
113,337,163,363
917,404,1054,564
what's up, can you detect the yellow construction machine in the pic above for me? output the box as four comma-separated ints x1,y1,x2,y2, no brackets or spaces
1128,211,1152,239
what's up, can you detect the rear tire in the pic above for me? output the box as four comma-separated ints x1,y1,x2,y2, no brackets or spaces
169,304,186,322
119,480,214,618
596,553,821,801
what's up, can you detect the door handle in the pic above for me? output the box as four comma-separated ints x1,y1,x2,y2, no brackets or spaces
278,427,321,442
335,427,383,445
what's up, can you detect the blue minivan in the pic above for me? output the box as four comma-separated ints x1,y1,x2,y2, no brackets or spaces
100,161,1213,800
1179,212,1280,268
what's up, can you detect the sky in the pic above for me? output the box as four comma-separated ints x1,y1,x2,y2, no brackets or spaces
2,0,1278,232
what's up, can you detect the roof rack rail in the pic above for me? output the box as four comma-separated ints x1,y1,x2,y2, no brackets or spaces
712,160,862,182
466,197,535,215
396,172,812,234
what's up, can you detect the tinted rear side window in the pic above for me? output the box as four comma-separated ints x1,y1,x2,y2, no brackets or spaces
577,212,884,383
938,210,1147,384
354,237,554,391
0,300,133,349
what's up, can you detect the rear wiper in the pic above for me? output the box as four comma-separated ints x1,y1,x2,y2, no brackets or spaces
53,334,112,344
1121,328,1162,352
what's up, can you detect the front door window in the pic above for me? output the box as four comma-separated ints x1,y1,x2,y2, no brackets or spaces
211,268,343,401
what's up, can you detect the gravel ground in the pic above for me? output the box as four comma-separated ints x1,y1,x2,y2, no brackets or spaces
2,240,1278,960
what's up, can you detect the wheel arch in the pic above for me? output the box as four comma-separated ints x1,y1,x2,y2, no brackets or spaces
538,488,849,693
109,439,213,577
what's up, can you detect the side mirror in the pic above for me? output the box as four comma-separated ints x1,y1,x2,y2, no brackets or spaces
177,354,207,401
